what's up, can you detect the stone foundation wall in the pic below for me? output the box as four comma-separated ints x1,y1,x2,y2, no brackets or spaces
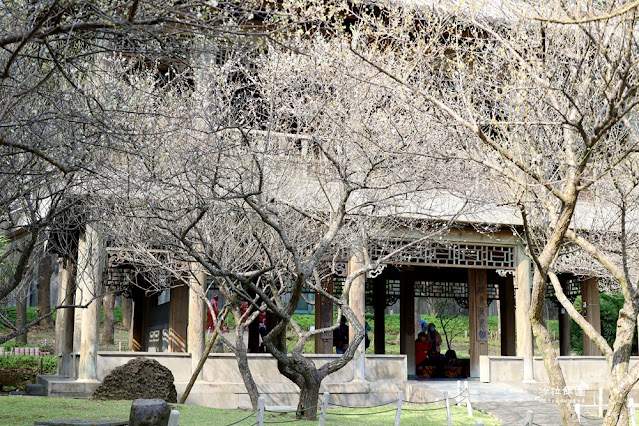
53,352,407,408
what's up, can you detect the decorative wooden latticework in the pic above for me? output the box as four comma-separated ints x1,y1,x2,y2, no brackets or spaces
546,277,582,306
368,241,515,270
333,277,501,308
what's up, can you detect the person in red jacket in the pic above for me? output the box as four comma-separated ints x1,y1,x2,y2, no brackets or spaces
415,332,433,366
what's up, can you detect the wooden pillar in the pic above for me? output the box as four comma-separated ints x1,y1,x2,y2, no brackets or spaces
188,269,206,378
499,274,516,356
348,251,366,380
37,253,54,328
373,276,386,354
399,268,415,376
315,277,334,354
516,246,534,381
55,257,75,375
169,283,188,352
77,223,105,380
468,269,488,378
582,278,602,356
130,297,144,351
558,276,571,356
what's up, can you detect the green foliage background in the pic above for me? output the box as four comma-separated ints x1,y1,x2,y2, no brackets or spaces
570,292,631,355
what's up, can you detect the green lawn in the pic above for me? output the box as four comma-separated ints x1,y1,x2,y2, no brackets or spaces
0,396,499,425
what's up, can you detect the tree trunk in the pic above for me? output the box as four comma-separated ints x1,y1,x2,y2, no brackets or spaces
235,326,260,410
15,293,27,344
605,386,630,426
121,296,132,330
602,303,637,425
297,370,322,419
275,352,323,420
37,254,54,328
531,268,578,425
102,288,115,345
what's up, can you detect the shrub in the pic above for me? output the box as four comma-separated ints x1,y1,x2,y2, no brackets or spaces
570,292,631,355
0,355,57,374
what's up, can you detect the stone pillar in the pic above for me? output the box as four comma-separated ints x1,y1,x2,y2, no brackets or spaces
581,278,601,356
499,274,516,356
399,268,415,376
515,245,534,381
468,269,488,378
373,276,386,354
315,277,334,354
348,251,366,380
55,257,75,376
76,223,105,380
188,268,206,378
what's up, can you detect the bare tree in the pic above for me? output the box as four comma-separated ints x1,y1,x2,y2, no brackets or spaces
94,34,477,418
323,1,639,424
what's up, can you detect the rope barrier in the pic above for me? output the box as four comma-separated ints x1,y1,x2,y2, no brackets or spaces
326,407,399,416
580,414,601,420
225,387,472,425
263,403,323,414
263,419,307,424
402,405,448,412
402,390,466,405
225,411,258,426
328,399,398,408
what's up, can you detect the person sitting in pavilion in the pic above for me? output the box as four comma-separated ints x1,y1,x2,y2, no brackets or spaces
425,322,443,358
415,332,432,366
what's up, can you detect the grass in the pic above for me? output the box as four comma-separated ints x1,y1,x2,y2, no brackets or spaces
0,396,499,425
283,313,560,356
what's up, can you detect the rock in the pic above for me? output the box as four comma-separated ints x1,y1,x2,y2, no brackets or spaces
129,399,171,426
26,383,45,396
89,357,177,403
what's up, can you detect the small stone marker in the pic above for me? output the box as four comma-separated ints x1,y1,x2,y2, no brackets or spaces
26,383,45,396
129,398,171,426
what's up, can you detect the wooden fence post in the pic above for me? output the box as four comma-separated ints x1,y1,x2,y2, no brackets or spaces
465,381,473,417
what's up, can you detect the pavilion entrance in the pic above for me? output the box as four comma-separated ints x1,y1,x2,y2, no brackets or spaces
367,265,516,377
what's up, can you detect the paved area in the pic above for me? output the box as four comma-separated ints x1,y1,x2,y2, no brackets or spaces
405,379,604,425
